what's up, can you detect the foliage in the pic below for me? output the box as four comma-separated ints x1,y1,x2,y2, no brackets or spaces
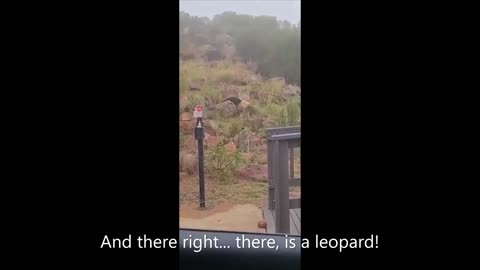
206,143,243,183
286,96,300,125
180,11,300,86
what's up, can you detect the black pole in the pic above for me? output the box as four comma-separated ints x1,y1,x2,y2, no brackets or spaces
195,117,206,208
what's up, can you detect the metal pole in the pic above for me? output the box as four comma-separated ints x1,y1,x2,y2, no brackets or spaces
195,117,206,208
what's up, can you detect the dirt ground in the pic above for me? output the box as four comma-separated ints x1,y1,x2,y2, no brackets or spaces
180,202,266,233
179,165,300,233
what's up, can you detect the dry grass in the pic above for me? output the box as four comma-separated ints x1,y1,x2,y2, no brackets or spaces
180,174,268,207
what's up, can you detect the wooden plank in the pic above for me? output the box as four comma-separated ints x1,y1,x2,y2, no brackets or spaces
266,208,301,235
275,140,290,234
293,208,301,220
267,140,274,210
289,148,294,178
266,126,300,138
263,208,276,234
269,133,300,141
289,178,301,187
289,198,301,209
289,212,299,235
290,209,301,235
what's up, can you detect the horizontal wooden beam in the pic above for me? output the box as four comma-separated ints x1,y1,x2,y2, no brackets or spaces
289,178,301,187
269,133,301,141
289,198,301,209
266,126,300,136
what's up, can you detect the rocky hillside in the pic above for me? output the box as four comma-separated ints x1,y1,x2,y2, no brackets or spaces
180,58,300,183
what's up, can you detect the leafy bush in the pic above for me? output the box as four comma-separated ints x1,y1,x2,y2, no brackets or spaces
206,143,242,183
286,96,300,125
204,86,223,105
218,118,245,138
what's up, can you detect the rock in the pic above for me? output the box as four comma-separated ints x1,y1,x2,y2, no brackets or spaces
183,135,197,153
181,153,198,175
204,119,218,135
238,93,251,103
179,112,194,133
180,112,193,121
224,141,237,153
283,85,301,96
237,100,252,113
189,79,205,91
240,152,253,162
257,220,267,229
205,133,223,148
238,164,268,182
249,134,262,146
215,100,237,117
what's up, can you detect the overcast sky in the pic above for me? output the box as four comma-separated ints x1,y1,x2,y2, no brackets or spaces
180,0,301,25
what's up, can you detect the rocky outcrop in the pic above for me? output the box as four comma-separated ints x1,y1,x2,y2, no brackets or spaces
216,100,237,117
181,153,198,175
189,79,205,91
224,141,237,153
238,164,268,182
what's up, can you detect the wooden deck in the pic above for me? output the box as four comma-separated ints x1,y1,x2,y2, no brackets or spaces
263,207,301,235
264,126,301,236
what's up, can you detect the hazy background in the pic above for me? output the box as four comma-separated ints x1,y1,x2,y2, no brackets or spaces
180,0,301,25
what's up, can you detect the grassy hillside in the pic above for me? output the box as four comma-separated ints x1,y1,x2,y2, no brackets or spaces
180,58,300,190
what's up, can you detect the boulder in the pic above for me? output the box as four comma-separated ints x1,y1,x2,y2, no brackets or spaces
237,100,252,113
238,93,251,103
257,220,267,229
205,133,223,148
237,164,268,182
224,141,237,154
240,152,254,162
215,100,237,117
181,153,198,175
180,112,192,121
183,135,197,153
179,112,194,133
204,119,218,135
189,79,205,91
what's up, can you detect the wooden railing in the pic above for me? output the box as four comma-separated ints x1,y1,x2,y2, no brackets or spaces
266,126,300,234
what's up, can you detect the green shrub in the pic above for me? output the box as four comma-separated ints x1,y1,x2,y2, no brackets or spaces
204,86,223,105
206,143,242,183
218,118,244,138
286,96,300,125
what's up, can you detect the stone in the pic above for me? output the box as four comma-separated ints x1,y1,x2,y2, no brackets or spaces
224,141,237,153
237,100,252,113
240,152,254,162
257,220,267,229
215,100,237,117
181,153,198,175
238,164,268,182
